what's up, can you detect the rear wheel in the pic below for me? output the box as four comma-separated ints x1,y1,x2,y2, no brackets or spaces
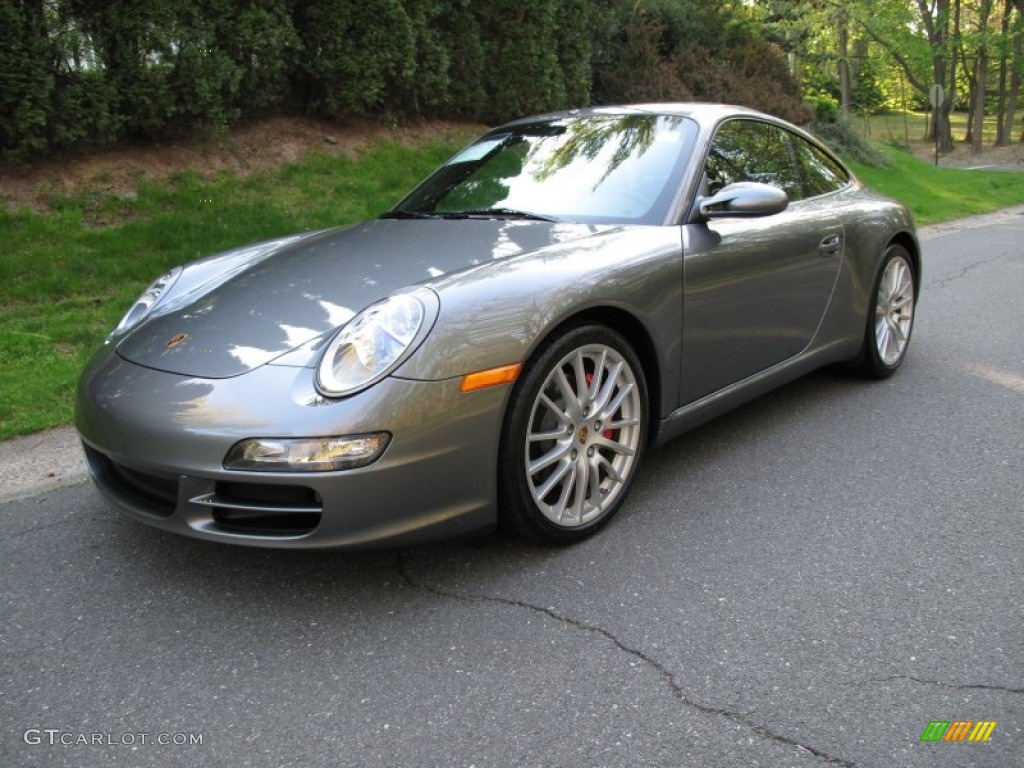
498,325,648,543
859,244,916,378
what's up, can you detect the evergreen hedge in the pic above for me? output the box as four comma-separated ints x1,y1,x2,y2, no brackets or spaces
0,0,804,162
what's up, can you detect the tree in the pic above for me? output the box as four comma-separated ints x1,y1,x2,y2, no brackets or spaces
961,0,995,152
753,0,924,117
903,0,957,152
995,0,1022,145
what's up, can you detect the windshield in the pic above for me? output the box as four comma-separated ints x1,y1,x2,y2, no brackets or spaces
391,114,698,225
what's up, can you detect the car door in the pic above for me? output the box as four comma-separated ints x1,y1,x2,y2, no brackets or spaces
679,119,846,404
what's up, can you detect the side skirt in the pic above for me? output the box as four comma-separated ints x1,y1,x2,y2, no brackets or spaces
653,340,854,447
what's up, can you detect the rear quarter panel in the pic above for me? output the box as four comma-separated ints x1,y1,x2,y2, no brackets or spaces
820,184,920,353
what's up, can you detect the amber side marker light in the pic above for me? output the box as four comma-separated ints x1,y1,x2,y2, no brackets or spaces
460,363,522,392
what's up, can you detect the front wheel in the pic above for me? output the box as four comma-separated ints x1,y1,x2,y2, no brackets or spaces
859,244,916,378
498,325,648,544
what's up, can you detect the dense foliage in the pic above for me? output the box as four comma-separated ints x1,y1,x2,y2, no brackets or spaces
591,0,807,124
751,0,1024,152
0,0,805,161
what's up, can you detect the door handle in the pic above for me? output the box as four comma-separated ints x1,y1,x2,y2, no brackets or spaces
819,234,842,256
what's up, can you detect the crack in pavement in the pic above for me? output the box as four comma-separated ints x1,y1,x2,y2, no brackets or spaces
846,675,1024,695
0,513,94,543
396,551,856,767
926,258,990,290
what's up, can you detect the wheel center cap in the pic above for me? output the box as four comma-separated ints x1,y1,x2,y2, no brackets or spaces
577,425,590,445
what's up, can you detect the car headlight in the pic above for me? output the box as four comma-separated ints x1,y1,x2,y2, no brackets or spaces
316,292,435,397
111,266,183,337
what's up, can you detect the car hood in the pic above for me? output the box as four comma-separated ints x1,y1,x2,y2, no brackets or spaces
116,219,610,378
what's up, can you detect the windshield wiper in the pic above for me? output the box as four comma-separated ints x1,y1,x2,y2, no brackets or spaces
437,207,556,222
380,208,440,220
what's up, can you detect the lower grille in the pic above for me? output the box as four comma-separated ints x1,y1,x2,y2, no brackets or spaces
84,443,324,537
83,444,178,517
202,482,322,536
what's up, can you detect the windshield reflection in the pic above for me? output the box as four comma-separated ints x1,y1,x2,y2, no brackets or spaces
395,114,696,225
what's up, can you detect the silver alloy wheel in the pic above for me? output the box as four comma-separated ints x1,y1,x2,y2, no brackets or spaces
874,254,915,366
524,343,643,528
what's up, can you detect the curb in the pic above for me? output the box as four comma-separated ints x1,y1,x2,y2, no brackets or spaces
2,205,1023,505
0,425,86,504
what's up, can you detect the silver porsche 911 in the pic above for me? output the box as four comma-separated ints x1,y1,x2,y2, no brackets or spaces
76,104,919,548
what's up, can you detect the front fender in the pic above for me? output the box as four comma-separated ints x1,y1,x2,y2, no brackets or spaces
394,226,684,410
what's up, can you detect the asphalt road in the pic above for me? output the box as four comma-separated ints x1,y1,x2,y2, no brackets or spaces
2,212,1023,768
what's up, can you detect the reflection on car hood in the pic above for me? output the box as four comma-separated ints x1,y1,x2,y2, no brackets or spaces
116,219,609,378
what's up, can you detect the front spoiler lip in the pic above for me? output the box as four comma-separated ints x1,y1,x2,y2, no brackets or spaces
82,438,494,549
76,352,508,549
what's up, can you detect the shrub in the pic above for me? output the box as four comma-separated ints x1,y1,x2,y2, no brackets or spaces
0,1,55,161
812,94,841,124
218,1,300,114
591,0,805,122
673,40,808,125
554,0,593,107
396,0,452,114
475,0,566,121
810,117,888,167
434,0,486,118
593,7,693,104
49,70,119,149
295,0,415,117
166,10,243,133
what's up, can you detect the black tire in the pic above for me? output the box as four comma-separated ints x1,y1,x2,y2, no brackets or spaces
858,244,916,379
498,324,648,544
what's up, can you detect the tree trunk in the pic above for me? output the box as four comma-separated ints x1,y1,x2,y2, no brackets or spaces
850,34,868,88
963,55,977,146
996,0,1012,145
970,53,989,152
838,10,853,116
1004,0,1023,144
915,0,956,152
970,0,994,153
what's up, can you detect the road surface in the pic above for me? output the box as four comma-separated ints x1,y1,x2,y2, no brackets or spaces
2,210,1022,767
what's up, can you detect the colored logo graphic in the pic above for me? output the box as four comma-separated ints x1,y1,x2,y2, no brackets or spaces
165,332,189,350
920,721,997,742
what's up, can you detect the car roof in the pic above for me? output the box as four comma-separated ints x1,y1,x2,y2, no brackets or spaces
497,103,779,129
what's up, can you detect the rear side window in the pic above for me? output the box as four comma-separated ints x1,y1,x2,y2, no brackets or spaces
794,138,849,198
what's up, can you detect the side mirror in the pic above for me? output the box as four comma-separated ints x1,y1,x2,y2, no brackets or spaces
698,181,789,220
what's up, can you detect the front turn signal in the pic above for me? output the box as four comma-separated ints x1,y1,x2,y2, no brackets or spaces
459,363,522,393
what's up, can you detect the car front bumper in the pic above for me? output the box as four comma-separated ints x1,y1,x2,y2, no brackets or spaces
75,349,506,549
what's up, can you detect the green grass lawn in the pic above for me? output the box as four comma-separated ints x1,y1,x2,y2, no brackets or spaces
848,144,1024,224
1,134,1023,439
856,109,1023,146
0,140,464,439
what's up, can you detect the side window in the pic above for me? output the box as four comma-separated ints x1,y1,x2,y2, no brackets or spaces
705,120,803,202
793,136,850,198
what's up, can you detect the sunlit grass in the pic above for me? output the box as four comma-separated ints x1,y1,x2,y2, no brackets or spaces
856,109,1024,146
0,139,465,439
848,144,1024,224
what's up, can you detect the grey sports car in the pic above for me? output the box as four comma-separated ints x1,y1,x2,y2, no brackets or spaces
76,104,919,548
